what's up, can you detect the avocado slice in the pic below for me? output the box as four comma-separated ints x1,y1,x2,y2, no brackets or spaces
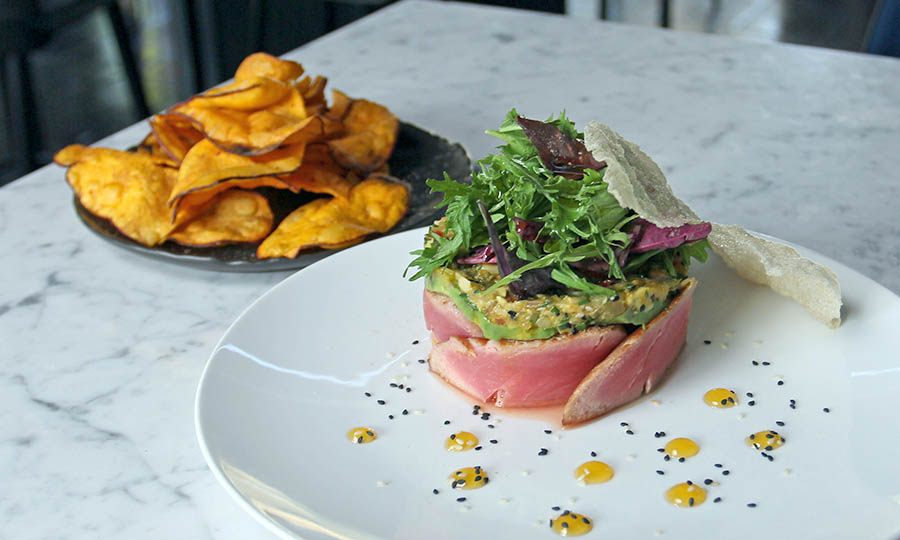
426,267,682,341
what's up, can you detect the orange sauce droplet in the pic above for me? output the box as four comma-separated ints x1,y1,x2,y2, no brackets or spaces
665,482,707,507
703,388,738,408
573,461,614,485
346,427,377,444
746,429,785,451
445,431,479,452
664,437,699,460
448,466,489,490
550,510,593,536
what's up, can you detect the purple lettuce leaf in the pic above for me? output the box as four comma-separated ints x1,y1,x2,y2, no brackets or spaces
516,116,606,179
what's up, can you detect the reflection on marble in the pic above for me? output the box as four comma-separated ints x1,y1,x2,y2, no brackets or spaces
1,1,899,538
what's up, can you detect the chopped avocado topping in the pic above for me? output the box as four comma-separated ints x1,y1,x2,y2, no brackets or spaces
427,266,684,341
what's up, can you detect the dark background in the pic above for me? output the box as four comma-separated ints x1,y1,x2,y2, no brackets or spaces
1,0,895,185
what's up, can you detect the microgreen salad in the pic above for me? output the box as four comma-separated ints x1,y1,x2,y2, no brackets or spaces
406,110,712,299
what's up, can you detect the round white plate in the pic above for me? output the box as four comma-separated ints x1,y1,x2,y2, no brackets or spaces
196,227,900,540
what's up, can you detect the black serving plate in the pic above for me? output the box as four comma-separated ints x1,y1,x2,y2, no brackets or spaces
74,122,471,272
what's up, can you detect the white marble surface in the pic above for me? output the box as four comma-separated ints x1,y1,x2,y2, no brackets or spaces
1,1,898,538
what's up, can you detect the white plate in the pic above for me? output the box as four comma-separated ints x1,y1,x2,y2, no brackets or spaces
196,228,900,540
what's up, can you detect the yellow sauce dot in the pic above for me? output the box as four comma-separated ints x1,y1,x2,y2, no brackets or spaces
445,431,479,452
664,437,699,460
703,388,738,408
746,430,785,451
346,427,377,444
550,510,593,536
665,482,707,508
448,466,489,490
573,461,614,485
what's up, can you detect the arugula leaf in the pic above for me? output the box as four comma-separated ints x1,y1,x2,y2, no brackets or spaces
405,111,710,294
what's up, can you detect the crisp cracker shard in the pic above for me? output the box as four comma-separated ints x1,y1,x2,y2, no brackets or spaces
583,121,700,228
708,225,842,328
584,121,842,328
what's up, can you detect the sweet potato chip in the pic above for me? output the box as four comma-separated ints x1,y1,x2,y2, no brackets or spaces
133,132,170,160
257,175,408,259
149,114,204,164
170,138,305,223
191,77,292,111
57,146,177,246
296,75,328,114
168,190,273,246
327,89,354,120
173,86,335,155
235,53,304,83
328,99,398,172
277,144,355,199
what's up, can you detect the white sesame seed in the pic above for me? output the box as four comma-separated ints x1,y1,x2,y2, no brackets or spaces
400,361,409,367
568,497,578,503
459,505,471,512
534,520,544,527
654,530,664,536
498,498,510,504
651,400,662,406
376,480,389,487
724,331,734,337
413,409,425,415
386,352,395,358
721,343,729,349
626,454,637,461
521,470,531,477
783,468,793,476
737,413,746,419
754,339,764,344
553,434,561,441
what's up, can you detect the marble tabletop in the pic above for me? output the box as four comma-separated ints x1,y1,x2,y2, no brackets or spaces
2,1,899,538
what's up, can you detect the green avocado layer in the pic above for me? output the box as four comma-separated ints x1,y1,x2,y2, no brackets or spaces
426,266,683,341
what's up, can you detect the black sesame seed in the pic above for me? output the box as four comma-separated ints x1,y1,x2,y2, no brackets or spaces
474,405,481,410
766,454,774,462
356,436,363,443
456,497,466,502
471,410,478,415
444,420,450,425
750,434,756,439
432,488,439,494
689,497,695,507
538,448,549,456
582,518,590,524
746,392,754,398
451,480,459,488
657,448,665,453
450,434,456,440
620,422,629,427
402,409,409,415
752,361,759,366
490,439,498,444
748,400,756,406
412,340,419,345
762,361,770,366
481,413,490,420
562,510,570,516
487,424,495,429
377,400,386,405
474,475,482,481
704,340,712,345
474,446,482,451
398,384,404,389
544,429,553,434
364,392,372,397
747,503,757,508
664,455,671,461
417,359,426,364
714,463,723,468
388,415,394,419
776,421,785,426
777,380,784,386
590,451,597,457
686,480,693,485
405,387,412,393
678,457,685,463
723,470,730,476
552,506,561,511
714,497,722,503
704,478,713,485
626,429,635,435
823,407,831,413
366,430,374,436
656,470,665,475
721,399,728,405
728,397,735,403
389,383,398,388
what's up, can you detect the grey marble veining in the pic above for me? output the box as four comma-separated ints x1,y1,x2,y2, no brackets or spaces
1,1,898,538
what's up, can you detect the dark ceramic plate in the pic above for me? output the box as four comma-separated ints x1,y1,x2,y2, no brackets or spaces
74,122,471,272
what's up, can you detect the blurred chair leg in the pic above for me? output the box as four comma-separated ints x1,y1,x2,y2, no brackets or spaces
4,53,40,174
660,0,670,27
105,0,151,117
